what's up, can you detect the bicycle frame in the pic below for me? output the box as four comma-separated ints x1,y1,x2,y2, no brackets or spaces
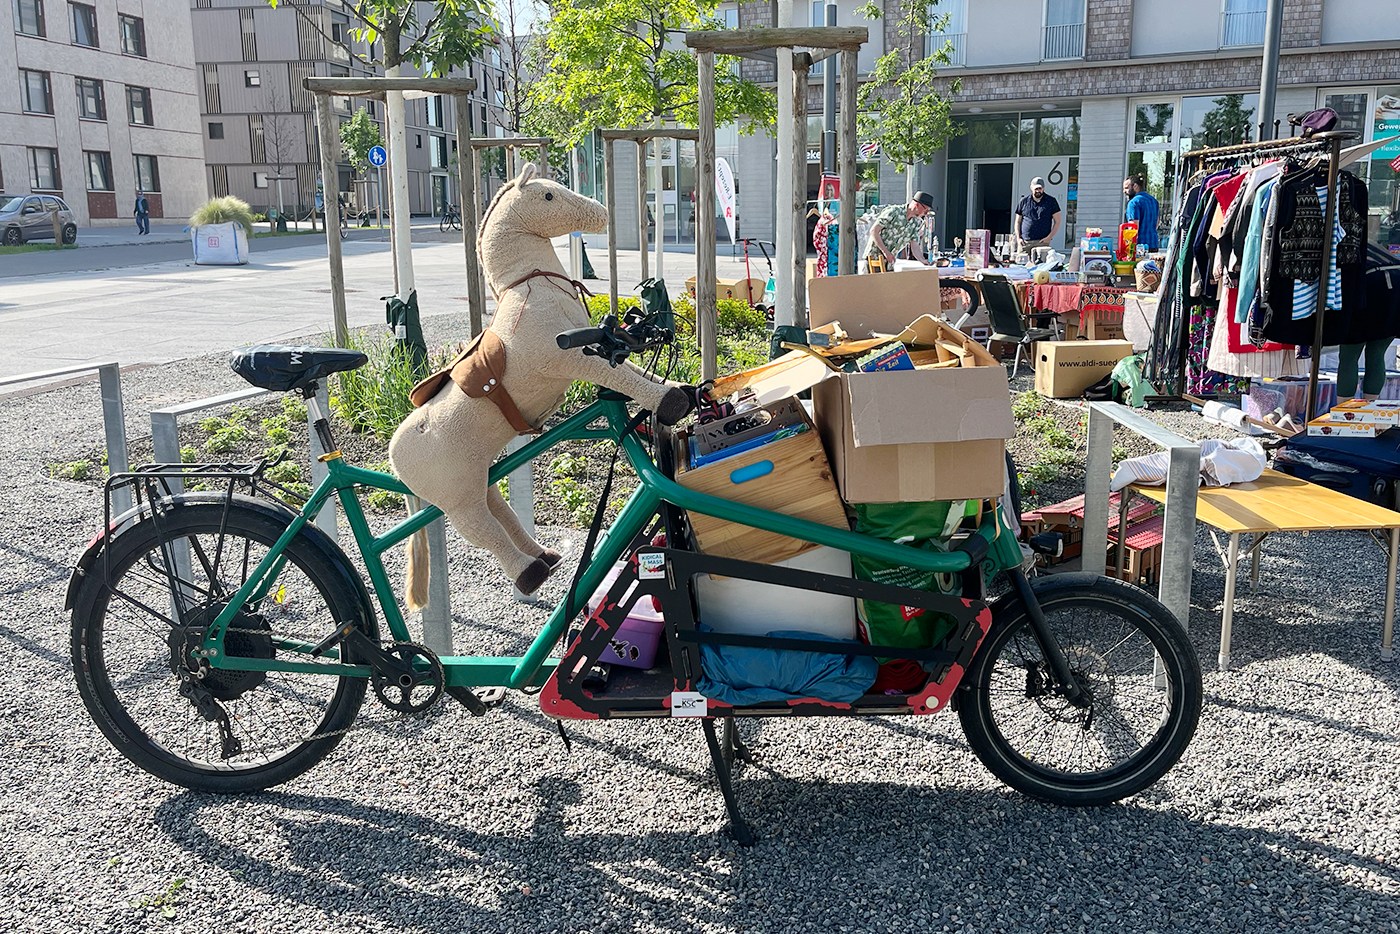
197,395,1024,692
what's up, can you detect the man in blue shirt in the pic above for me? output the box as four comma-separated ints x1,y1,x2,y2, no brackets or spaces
1123,174,1160,251
1014,177,1061,252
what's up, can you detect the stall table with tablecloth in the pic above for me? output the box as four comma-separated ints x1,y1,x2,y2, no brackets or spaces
1029,284,1131,339
1124,468,1400,669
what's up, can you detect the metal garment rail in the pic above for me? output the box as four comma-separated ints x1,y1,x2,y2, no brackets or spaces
1083,402,1201,646
0,362,132,515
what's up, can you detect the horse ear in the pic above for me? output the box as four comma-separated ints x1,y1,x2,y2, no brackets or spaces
518,163,537,185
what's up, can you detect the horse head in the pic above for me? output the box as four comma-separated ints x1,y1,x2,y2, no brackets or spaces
480,163,607,244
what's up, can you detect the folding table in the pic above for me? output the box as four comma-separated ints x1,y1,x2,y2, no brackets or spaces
1124,469,1400,669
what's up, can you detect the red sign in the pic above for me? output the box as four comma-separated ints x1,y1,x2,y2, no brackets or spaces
1391,154,1400,173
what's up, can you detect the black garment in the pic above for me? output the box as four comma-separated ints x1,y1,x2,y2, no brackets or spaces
1015,194,1060,241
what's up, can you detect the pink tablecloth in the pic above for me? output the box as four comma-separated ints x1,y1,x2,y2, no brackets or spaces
1030,284,1131,327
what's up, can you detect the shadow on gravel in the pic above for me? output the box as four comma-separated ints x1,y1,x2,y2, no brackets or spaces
152,777,1400,933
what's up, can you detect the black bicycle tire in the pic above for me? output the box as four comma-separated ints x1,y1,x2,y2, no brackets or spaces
957,573,1202,806
440,215,450,233
70,501,372,792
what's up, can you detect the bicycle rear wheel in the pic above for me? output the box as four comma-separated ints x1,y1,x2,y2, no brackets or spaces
957,573,1202,806
70,498,373,792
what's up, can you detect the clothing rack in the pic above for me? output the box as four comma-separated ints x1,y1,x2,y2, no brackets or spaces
1160,130,1358,415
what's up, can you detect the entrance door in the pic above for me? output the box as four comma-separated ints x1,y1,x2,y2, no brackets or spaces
971,161,1014,240
431,176,448,216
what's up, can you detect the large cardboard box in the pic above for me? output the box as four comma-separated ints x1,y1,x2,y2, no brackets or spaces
808,265,942,336
812,367,1016,503
1034,339,1133,398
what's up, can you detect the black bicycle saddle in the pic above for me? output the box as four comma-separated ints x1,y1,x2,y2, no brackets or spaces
230,345,368,393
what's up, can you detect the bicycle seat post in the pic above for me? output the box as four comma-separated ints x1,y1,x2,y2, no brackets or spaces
301,380,337,457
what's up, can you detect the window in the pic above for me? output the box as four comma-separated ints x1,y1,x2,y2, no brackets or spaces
134,154,160,192
1180,92,1258,149
1221,0,1266,48
1042,0,1085,61
75,77,106,120
253,171,268,188
14,0,45,37
416,134,422,149
20,69,52,114
29,147,60,190
929,0,967,66
330,11,349,43
723,7,737,28
244,70,260,87
85,150,113,190
427,95,443,128
948,114,1020,159
126,86,152,125
70,2,97,47
1019,113,1080,156
208,122,224,139
42,196,64,213
119,14,146,56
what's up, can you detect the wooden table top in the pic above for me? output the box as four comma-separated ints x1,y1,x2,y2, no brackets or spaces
1128,468,1400,535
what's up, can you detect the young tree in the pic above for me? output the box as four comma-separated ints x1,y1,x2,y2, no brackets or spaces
341,106,385,221
260,86,301,229
496,0,543,135
529,0,774,146
856,0,962,200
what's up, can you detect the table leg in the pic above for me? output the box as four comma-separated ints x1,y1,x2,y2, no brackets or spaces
1114,491,1130,581
1384,527,1398,663
1250,533,1262,596
1219,532,1241,670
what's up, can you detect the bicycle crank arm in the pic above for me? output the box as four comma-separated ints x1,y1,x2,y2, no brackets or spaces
311,624,421,683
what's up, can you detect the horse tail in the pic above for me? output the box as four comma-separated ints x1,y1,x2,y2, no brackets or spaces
404,526,431,612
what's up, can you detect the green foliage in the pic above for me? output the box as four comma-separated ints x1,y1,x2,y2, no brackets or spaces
280,481,312,506
1026,461,1062,486
281,395,307,423
530,0,775,146
180,446,198,464
190,196,257,230
855,0,962,173
550,476,595,527
340,108,384,173
265,460,301,484
330,329,453,441
1042,426,1074,449
1011,391,1043,420
130,877,185,920
204,424,249,455
551,453,588,479
497,478,510,502
50,460,94,480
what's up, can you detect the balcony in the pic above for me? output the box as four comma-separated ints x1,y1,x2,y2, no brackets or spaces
1220,9,1266,47
1042,22,1084,61
931,32,966,67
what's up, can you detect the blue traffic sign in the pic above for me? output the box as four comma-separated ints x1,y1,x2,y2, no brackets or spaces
368,145,387,167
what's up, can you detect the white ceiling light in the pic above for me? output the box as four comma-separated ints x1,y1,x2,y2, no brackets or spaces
1041,103,1057,110
968,106,983,114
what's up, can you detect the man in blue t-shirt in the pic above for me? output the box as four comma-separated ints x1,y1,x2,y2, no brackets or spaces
1014,177,1061,252
1123,174,1160,251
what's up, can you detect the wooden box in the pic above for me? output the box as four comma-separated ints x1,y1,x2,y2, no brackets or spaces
676,408,848,566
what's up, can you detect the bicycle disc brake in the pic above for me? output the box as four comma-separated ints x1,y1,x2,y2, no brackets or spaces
370,642,445,715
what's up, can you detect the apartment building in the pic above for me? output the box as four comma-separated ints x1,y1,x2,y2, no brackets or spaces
725,0,1400,253
1,0,206,226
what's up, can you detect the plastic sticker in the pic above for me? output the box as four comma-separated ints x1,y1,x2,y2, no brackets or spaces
638,553,666,579
396,324,407,339
670,691,707,717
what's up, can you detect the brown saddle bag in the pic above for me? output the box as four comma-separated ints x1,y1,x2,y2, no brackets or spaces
408,329,538,434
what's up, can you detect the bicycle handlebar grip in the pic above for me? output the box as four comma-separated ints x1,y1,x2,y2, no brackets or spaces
556,327,608,350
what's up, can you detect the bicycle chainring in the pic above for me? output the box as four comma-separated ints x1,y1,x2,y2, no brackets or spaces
370,642,445,715
168,604,275,702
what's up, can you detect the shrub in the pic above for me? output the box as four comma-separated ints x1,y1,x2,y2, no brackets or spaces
204,424,249,455
330,329,454,442
51,460,93,480
189,196,257,231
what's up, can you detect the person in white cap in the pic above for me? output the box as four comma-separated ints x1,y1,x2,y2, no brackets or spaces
1014,177,1061,252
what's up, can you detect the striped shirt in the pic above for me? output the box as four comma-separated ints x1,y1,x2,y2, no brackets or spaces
1292,183,1345,320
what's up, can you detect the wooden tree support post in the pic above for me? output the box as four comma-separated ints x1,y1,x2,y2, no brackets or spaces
838,48,858,276
604,136,619,319
792,53,810,325
312,92,349,347
454,94,484,337
637,141,650,282
696,52,719,382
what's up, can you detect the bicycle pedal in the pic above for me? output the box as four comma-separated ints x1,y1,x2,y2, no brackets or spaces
474,686,507,708
444,685,506,717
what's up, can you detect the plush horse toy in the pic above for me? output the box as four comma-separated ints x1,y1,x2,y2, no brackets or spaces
389,164,690,606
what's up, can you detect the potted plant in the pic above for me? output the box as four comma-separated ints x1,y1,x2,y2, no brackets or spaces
188,196,255,265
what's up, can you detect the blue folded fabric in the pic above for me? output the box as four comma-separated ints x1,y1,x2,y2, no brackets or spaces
696,625,877,706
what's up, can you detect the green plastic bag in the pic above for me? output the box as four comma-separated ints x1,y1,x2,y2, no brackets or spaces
1110,353,1157,408
850,501,971,662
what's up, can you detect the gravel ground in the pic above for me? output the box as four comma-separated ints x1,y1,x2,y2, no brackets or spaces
3,341,1400,934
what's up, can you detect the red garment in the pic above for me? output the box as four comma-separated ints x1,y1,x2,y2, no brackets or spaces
1223,286,1289,353
871,659,927,694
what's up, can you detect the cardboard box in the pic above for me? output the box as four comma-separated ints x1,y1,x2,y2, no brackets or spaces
1034,340,1133,398
808,265,942,337
812,367,1015,503
685,276,766,304
1330,398,1400,426
1083,316,1124,341
1307,414,1380,438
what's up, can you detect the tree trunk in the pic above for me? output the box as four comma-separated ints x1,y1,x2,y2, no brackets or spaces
384,28,415,294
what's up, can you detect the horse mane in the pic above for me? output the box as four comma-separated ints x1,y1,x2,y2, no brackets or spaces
478,178,517,241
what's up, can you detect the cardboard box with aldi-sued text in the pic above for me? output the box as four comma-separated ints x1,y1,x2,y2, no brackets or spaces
1034,339,1133,398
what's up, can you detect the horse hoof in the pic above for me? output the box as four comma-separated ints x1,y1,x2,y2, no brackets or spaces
540,548,564,569
515,557,556,595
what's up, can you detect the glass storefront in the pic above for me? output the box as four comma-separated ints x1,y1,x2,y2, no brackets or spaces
1320,86,1400,253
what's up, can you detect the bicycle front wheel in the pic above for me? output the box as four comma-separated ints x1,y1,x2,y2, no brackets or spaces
958,573,1202,806
440,214,451,233
70,498,373,792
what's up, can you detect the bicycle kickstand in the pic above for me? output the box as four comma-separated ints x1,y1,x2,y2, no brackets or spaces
702,718,755,847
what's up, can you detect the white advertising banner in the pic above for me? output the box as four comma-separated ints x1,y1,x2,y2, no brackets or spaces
716,157,737,242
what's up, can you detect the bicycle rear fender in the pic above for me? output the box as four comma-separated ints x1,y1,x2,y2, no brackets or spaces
65,493,377,637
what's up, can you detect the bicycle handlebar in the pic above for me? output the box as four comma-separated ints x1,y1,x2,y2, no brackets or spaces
555,327,609,350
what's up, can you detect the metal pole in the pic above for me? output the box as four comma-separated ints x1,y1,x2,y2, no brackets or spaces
1305,136,1342,420
506,436,538,603
774,0,795,327
454,94,484,337
822,3,837,175
313,92,349,347
97,363,132,516
837,49,857,276
377,164,383,229
792,55,809,326
1257,0,1284,139
1082,405,1114,578
1159,444,1201,633
605,137,620,318
697,51,719,382
637,140,650,280
307,383,337,537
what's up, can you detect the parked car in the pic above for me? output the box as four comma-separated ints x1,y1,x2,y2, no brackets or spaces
0,195,77,245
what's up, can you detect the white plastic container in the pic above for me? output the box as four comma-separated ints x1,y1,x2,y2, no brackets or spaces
693,546,857,640
190,222,249,265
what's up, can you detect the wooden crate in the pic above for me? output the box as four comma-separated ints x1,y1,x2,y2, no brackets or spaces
676,414,848,566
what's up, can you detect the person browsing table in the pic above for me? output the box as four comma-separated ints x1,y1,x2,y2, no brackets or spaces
1123,174,1160,251
1015,177,1061,252
863,191,935,271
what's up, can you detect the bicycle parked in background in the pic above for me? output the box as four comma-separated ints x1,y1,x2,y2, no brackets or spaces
440,204,462,233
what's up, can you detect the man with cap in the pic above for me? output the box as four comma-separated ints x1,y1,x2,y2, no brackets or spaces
864,190,935,271
1014,177,1061,252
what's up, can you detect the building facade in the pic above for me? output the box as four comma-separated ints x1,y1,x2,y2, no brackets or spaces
728,0,1400,255
2,0,207,226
